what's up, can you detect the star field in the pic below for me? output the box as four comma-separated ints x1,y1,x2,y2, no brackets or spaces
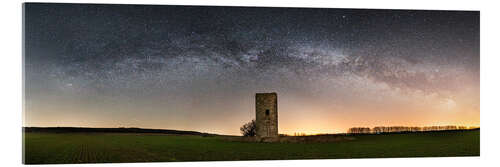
24,3,479,135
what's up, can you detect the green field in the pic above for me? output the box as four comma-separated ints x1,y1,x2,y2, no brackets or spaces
23,130,479,164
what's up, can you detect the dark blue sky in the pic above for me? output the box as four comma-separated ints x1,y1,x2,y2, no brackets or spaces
24,3,479,135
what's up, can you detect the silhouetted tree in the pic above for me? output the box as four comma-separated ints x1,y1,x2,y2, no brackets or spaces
348,127,371,134
348,125,466,134
240,119,256,137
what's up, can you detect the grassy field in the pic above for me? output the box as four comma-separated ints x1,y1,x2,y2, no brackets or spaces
23,130,479,164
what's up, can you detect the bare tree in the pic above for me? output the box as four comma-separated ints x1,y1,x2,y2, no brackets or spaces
349,125,465,134
348,127,371,134
240,119,256,137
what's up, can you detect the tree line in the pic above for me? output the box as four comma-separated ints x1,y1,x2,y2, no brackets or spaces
348,125,474,134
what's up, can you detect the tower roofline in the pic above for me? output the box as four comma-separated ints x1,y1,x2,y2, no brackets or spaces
255,92,277,95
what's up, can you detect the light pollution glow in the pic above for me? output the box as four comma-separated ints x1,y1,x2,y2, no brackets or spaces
24,4,479,135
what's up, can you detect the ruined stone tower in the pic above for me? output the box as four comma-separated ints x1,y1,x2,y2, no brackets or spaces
255,92,278,138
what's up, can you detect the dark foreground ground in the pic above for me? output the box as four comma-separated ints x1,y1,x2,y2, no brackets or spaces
23,129,479,164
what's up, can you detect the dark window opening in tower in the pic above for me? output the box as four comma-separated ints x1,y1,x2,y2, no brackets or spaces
266,109,270,116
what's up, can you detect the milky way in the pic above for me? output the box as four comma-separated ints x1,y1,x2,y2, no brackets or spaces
24,3,479,135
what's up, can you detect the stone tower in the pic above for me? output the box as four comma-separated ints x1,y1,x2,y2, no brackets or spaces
255,92,278,138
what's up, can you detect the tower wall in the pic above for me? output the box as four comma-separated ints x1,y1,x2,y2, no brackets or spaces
255,92,278,138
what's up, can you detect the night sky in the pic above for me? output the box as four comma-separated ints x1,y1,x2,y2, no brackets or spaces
24,3,479,135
